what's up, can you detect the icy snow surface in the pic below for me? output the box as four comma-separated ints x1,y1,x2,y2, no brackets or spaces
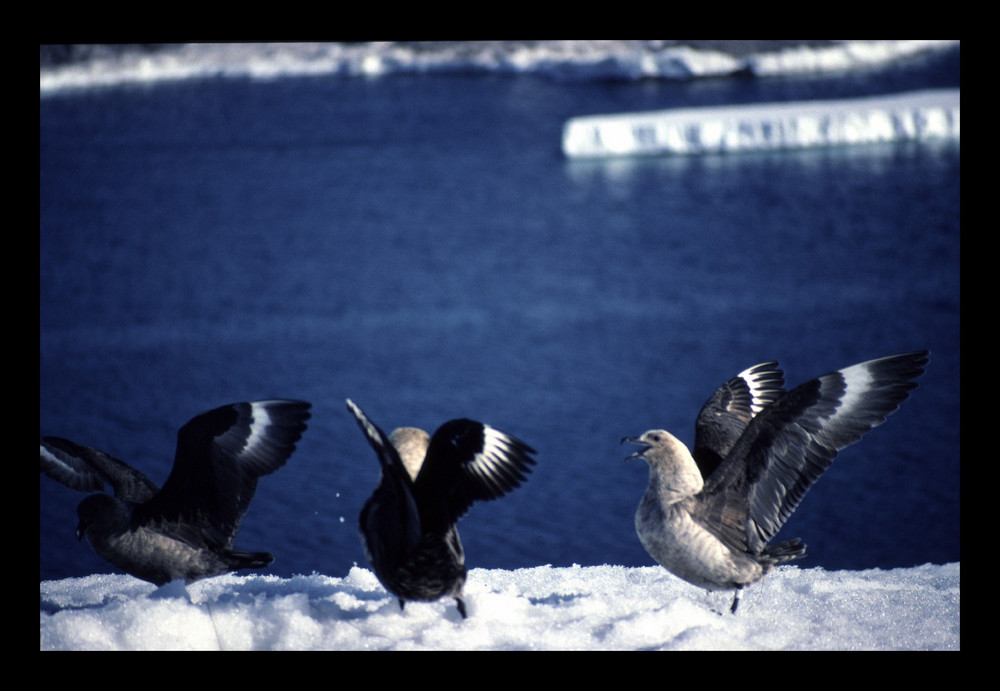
40,563,959,650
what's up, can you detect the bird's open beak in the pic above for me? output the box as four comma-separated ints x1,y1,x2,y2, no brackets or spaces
621,436,650,461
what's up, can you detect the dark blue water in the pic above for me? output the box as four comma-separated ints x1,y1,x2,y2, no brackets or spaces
40,53,960,583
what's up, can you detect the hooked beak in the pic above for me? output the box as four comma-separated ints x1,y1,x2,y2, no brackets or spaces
621,436,650,461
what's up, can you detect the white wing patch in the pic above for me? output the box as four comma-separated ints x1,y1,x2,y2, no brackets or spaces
834,360,876,417
465,425,525,494
479,426,515,468
40,443,72,472
244,401,275,456
737,362,783,417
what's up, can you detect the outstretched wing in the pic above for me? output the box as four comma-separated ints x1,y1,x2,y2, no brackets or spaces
346,399,411,480
416,419,537,531
698,351,928,556
347,399,423,575
693,362,785,479
40,436,159,502
139,400,311,548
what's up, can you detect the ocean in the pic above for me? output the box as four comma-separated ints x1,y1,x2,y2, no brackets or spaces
39,41,960,584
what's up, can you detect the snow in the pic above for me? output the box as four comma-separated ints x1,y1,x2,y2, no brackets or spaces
747,40,955,76
40,562,959,650
562,89,960,158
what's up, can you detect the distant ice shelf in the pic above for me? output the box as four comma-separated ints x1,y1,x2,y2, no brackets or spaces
562,88,960,158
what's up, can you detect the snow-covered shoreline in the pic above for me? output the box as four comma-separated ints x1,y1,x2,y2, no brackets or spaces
40,41,959,96
40,562,960,651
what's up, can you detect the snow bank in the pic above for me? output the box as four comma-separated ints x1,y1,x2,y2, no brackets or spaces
40,563,960,651
562,89,960,158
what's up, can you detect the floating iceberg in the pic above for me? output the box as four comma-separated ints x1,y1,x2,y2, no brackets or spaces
562,88,960,158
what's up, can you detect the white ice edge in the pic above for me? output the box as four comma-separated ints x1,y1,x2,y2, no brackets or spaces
562,89,960,158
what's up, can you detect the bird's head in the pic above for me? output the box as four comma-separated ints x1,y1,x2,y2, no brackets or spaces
621,430,678,461
75,493,119,541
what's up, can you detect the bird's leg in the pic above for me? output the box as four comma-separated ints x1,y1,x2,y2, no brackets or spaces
730,587,743,614
455,597,467,619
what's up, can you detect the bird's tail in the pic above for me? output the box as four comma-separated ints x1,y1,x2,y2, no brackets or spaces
228,550,275,569
762,538,806,566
